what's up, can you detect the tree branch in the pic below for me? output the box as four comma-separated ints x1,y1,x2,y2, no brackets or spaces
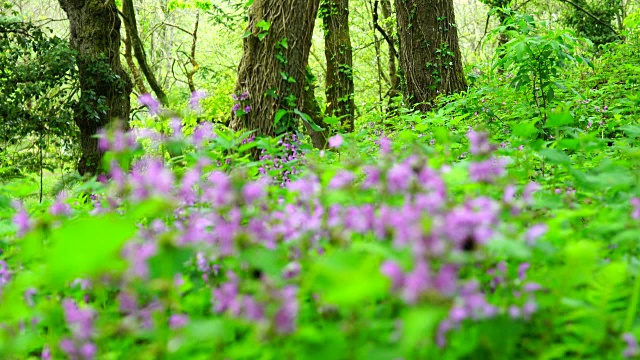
372,0,398,60
558,0,620,37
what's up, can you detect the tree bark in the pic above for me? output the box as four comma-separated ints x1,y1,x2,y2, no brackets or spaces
230,0,321,137
321,0,355,132
58,0,132,175
394,0,467,112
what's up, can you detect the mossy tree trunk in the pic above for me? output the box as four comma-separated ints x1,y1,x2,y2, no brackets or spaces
321,0,355,132
58,0,132,175
230,0,321,137
395,0,467,112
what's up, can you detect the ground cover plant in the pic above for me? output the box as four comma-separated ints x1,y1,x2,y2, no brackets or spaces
2,0,640,358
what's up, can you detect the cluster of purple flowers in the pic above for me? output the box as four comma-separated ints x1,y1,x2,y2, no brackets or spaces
231,91,251,116
18,120,640,357
59,299,97,360
259,133,304,186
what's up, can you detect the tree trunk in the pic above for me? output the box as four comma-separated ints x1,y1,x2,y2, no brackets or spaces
302,67,329,149
394,0,467,112
380,0,400,102
321,0,355,132
124,26,148,94
230,0,321,137
58,0,132,175
122,0,168,104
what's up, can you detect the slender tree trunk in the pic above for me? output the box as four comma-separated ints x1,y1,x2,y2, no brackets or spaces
122,0,168,104
380,0,400,102
321,0,355,132
124,26,148,94
394,0,467,112
231,0,321,137
58,0,132,175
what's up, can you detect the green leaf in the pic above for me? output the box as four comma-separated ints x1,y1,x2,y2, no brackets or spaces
538,148,572,165
309,250,387,307
512,120,538,138
323,116,339,125
274,109,288,126
545,111,573,128
295,108,324,131
256,19,270,31
621,125,640,138
46,215,136,285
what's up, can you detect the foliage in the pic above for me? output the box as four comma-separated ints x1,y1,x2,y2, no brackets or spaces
562,0,621,47
0,12,79,178
4,2,640,359
492,10,592,127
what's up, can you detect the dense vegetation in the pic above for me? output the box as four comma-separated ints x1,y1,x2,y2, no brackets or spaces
2,0,640,358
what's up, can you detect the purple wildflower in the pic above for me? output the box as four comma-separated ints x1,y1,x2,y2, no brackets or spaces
328,134,344,148
189,90,207,112
138,93,160,115
623,333,639,358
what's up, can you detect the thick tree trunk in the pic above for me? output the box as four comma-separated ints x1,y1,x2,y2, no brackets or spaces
394,0,467,112
58,0,132,175
230,0,321,137
321,0,355,132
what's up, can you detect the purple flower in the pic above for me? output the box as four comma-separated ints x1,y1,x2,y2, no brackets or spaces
41,345,51,360
623,333,639,358
12,202,31,237
78,343,97,359
50,193,71,216
189,90,207,112
169,314,189,329
138,93,160,115
467,129,493,155
242,178,268,204
274,286,298,333
282,261,301,279
387,162,414,193
328,134,344,148
525,224,547,245
522,301,537,318
508,305,521,319
381,261,405,291
244,105,252,113
631,198,640,220
242,296,265,321
328,170,354,189
468,157,507,183
379,136,392,153
523,182,541,204
517,262,530,280
212,273,241,315
62,299,95,340
402,261,431,303
170,117,182,137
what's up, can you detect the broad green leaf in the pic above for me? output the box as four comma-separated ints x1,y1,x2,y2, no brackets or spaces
538,148,571,165
46,215,137,285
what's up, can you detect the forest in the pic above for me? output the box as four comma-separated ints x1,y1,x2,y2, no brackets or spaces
1,0,640,358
